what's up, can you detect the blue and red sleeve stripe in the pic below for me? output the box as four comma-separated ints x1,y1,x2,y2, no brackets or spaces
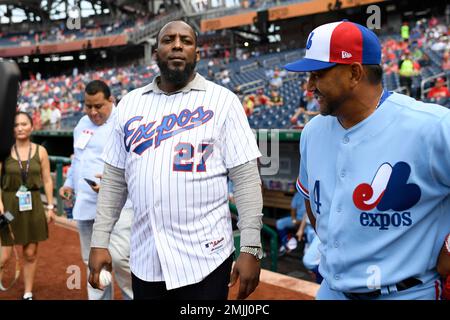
296,177,309,200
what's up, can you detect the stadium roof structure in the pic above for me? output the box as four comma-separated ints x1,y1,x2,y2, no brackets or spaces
0,0,151,24
0,0,51,22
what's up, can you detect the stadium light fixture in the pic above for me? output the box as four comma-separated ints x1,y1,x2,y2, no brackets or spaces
386,5,396,12
244,42,249,47
79,54,87,60
33,58,40,63
51,56,60,62
60,56,74,61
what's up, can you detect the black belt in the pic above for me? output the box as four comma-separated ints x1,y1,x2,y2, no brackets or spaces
343,277,423,300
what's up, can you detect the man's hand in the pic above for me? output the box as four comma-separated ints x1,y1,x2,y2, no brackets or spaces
90,184,100,193
228,253,261,299
88,247,113,290
59,186,73,200
90,174,103,193
46,208,56,224
0,201,4,214
296,228,304,241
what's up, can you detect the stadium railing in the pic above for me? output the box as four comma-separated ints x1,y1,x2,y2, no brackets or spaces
262,57,281,69
240,62,260,74
393,86,409,95
193,0,309,20
284,50,304,63
128,10,185,44
239,79,266,94
49,156,72,216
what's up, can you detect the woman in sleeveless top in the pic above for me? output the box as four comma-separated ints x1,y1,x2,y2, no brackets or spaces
0,112,55,300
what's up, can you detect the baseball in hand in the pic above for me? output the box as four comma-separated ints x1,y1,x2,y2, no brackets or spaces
99,269,112,287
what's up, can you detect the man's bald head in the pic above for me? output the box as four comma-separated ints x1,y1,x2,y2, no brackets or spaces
156,20,198,48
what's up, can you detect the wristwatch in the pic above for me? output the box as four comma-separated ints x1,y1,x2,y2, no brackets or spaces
46,204,55,210
240,246,263,261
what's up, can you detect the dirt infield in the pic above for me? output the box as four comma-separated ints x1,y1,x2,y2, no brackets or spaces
0,221,315,300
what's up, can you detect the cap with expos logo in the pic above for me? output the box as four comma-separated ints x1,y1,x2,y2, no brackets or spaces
284,21,381,72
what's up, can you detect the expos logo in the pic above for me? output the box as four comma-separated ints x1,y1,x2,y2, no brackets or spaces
123,106,214,155
352,162,421,230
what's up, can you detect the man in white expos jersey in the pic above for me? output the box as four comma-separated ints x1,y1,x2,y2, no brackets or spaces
87,20,264,300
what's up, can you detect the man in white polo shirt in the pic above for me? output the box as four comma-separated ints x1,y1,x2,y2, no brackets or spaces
60,80,133,300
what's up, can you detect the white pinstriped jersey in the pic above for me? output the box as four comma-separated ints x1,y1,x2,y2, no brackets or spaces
103,73,261,290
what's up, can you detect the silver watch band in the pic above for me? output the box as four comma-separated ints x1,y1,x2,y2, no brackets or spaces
240,246,263,260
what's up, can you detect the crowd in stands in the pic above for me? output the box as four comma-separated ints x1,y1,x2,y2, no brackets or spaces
381,17,449,102
0,0,287,50
0,12,156,47
200,16,450,128
238,67,288,115
17,62,159,130
14,16,450,132
190,0,304,12
427,77,450,100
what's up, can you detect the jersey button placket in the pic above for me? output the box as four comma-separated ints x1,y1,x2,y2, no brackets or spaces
333,136,349,280
341,137,349,179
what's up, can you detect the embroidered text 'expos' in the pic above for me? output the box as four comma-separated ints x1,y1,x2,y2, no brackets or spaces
124,106,214,155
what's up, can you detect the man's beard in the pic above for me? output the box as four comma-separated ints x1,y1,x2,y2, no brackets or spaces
315,91,344,116
320,101,340,117
157,57,197,87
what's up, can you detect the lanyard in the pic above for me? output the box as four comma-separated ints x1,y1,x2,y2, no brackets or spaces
13,144,32,186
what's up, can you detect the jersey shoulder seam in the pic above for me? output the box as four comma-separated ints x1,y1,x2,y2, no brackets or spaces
387,94,449,121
